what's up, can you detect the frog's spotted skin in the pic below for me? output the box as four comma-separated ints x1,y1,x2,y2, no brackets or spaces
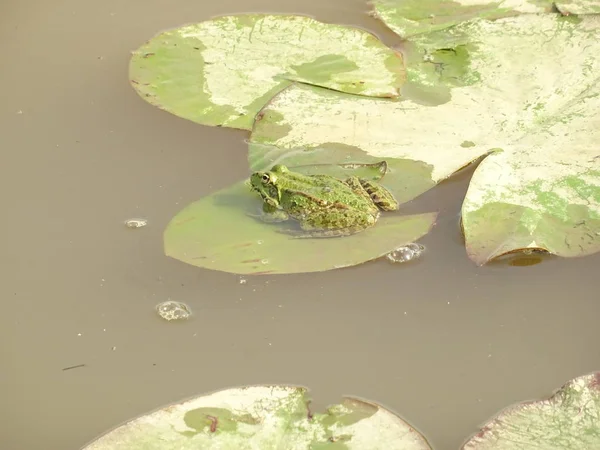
249,164,399,237
344,176,398,212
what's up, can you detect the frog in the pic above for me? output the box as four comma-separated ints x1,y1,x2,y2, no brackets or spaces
249,164,399,237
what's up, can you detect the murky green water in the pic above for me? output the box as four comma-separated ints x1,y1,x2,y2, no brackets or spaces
2,0,599,449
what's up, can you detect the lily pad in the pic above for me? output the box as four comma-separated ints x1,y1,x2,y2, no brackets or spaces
129,14,405,130
554,0,600,14
82,385,432,449
248,141,438,205
369,0,535,40
249,83,490,200
369,0,588,103
399,40,480,105
163,179,436,275
250,13,600,264
462,372,600,449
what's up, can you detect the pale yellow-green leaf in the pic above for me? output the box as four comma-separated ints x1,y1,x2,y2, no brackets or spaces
129,14,404,130
83,385,432,450
462,373,600,449
250,82,490,196
250,14,600,264
369,0,550,40
555,0,600,14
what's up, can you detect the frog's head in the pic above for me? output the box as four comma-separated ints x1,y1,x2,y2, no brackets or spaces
250,167,283,206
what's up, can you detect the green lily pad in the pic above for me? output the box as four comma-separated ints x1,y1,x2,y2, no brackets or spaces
248,141,438,206
163,179,436,275
129,14,405,130
82,385,432,449
462,372,600,449
250,13,600,265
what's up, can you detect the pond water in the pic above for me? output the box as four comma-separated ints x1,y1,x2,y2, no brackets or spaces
2,0,599,449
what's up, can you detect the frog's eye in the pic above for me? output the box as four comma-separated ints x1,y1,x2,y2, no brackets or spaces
261,174,271,184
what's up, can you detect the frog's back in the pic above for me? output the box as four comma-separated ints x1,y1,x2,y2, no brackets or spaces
309,175,377,211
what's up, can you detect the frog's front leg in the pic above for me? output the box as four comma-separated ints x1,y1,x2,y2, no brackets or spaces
247,202,290,223
345,176,399,211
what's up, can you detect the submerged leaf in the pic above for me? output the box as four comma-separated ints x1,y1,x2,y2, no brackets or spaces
250,14,600,264
462,372,600,449
83,385,432,449
129,14,404,130
163,180,436,275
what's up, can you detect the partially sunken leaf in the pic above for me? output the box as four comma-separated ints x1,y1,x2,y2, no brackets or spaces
462,372,600,449
82,385,432,450
251,14,600,264
163,180,436,275
129,14,404,130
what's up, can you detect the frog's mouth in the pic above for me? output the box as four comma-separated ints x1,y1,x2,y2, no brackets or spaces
249,183,263,197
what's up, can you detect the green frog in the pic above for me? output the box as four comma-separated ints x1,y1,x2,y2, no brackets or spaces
249,164,399,237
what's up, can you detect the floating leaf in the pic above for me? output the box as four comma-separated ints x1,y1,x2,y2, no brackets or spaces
370,1,567,104
250,14,600,264
369,0,548,41
462,372,600,449
129,14,405,130
248,142,438,205
399,41,480,105
83,385,432,449
163,179,436,275
250,83,489,201
555,0,600,14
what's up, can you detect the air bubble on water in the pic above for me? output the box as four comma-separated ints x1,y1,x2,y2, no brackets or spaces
156,300,191,321
386,243,425,264
125,218,148,228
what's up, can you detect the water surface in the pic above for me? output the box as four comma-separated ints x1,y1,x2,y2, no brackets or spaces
2,0,599,448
